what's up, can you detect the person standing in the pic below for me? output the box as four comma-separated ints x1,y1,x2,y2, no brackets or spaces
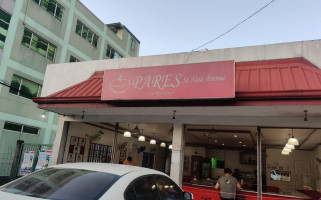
215,168,242,200
123,156,137,166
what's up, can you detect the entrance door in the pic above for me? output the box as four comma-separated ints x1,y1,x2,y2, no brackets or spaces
294,161,311,189
142,152,154,169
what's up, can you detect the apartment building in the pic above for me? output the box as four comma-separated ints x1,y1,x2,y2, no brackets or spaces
0,0,140,176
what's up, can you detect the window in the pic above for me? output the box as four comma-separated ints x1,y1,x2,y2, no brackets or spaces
32,0,64,20
4,122,40,135
0,9,11,48
69,56,80,62
106,45,123,59
9,74,42,99
154,175,183,200
130,38,136,50
21,28,56,61
131,176,160,200
75,20,98,47
1,168,120,200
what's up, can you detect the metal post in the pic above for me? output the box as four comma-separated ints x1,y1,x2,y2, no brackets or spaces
257,127,262,200
9,140,24,180
111,123,119,163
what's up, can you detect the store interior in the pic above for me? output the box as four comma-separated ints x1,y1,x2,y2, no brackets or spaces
63,122,321,198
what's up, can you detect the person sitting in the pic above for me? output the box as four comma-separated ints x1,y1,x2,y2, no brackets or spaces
123,156,137,166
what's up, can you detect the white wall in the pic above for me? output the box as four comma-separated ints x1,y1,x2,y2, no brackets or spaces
183,146,206,176
266,148,313,189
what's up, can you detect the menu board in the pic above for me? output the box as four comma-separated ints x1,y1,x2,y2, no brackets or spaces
88,143,112,163
67,136,86,162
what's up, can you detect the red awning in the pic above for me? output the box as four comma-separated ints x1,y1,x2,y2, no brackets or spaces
33,58,321,106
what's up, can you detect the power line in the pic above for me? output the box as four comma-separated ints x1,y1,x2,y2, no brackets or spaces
192,0,276,52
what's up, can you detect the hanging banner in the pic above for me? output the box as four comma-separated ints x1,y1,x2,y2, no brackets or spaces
102,61,235,100
35,150,52,171
20,151,35,176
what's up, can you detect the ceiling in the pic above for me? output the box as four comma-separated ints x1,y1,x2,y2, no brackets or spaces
85,122,320,151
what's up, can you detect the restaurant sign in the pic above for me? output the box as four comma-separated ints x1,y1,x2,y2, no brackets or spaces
101,61,235,100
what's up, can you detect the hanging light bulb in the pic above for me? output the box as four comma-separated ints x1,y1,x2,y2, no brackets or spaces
285,143,295,150
41,111,47,118
160,142,166,147
132,124,141,135
283,147,291,153
168,144,173,149
138,136,145,141
150,139,156,144
288,129,299,146
123,124,131,137
281,150,290,155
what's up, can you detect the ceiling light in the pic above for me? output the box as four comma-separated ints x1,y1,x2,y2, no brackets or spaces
222,143,225,146
234,134,238,138
282,150,290,155
214,140,218,143
168,144,173,149
239,141,242,144
138,136,145,141
41,111,47,118
150,139,156,145
283,147,291,153
132,125,141,135
123,124,131,137
160,142,166,147
243,144,246,147
288,129,299,146
285,143,295,150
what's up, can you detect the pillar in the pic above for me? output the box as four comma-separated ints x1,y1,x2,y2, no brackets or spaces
170,123,185,186
50,116,70,166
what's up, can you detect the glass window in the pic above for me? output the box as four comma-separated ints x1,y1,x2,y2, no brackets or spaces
0,168,121,200
124,184,137,200
33,0,63,20
76,20,82,36
154,175,183,200
75,20,98,47
22,28,32,47
22,125,39,135
0,9,11,48
3,122,22,132
21,28,56,61
9,75,21,95
69,56,80,62
9,75,42,99
132,176,160,200
106,45,123,59
81,26,88,40
131,39,135,49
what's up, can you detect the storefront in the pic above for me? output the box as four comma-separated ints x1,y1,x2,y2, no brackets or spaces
33,40,321,200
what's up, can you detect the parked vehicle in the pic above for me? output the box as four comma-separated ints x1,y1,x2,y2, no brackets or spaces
0,163,193,200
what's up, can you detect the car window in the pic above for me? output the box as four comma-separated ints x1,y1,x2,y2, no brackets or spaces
124,184,137,200
131,176,160,200
0,168,120,200
154,175,183,200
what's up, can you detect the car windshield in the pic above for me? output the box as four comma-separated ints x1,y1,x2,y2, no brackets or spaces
0,167,120,200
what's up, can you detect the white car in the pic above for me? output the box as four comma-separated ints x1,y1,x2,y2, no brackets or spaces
0,163,193,200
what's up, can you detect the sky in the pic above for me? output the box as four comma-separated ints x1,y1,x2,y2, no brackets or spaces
80,0,321,57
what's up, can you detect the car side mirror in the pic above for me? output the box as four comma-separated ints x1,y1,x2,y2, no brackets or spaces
183,191,193,200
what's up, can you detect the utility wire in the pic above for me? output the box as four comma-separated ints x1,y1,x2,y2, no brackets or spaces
192,0,276,51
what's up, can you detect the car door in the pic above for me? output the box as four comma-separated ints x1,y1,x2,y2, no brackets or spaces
154,175,183,200
124,175,160,200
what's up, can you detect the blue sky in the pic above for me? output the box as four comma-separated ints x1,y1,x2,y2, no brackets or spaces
80,0,321,56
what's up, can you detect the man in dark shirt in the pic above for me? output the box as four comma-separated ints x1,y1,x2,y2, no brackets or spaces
215,168,242,200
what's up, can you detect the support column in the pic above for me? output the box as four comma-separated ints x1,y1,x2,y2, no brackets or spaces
50,116,70,166
170,123,185,187
257,127,262,200
111,123,119,163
